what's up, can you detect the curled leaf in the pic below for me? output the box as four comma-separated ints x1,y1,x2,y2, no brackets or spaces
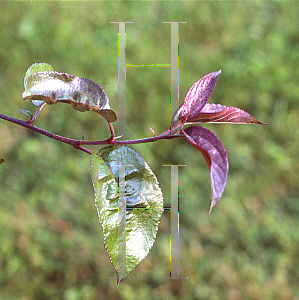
91,146,163,284
23,63,54,88
23,63,55,106
0,158,6,165
182,126,228,214
22,64,117,122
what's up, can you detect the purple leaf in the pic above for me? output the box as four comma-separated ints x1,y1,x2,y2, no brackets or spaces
171,69,266,213
187,104,267,124
183,70,222,122
171,70,222,131
182,126,228,214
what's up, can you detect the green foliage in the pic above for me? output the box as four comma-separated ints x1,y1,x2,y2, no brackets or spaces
0,2,299,299
91,146,163,285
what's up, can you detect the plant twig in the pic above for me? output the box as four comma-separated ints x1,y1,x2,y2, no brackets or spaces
27,102,47,124
0,113,182,153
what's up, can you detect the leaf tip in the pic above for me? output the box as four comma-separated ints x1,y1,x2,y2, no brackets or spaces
215,69,222,77
208,198,218,215
117,277,126,286
260,121,270,125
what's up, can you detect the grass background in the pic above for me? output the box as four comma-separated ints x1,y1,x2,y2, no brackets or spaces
0,2,299,299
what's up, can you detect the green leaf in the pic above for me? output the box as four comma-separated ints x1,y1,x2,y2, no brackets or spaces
23,63,54,86
18,109,34,119
0,158,6,165
22,64,117,122
23,63,54,106
91,146,163,285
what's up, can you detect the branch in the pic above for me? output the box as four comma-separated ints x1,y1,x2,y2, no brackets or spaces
0,113,182,153
27,102,47,124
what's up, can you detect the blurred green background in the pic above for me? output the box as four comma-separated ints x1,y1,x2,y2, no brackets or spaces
0,2,299,299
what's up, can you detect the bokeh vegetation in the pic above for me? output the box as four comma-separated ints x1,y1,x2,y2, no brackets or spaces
1,2,299,299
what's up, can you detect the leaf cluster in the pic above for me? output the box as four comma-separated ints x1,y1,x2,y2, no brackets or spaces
2,3,297,297
1,63,265,284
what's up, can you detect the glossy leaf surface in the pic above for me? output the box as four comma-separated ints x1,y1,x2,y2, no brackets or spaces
23,63,55,106
91,146,163,284
188,104,267,124
183,126,228,214
22,64,117,122
171,70,266,212
171,70,222,130
23,63,54,88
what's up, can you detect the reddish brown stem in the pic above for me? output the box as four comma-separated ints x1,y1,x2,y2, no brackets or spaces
0,113,182,154
27,102,47,124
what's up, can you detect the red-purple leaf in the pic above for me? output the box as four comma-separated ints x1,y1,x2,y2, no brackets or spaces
182,126,228,214
187,104,267,124
171,70,222,132
183,70,222,122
